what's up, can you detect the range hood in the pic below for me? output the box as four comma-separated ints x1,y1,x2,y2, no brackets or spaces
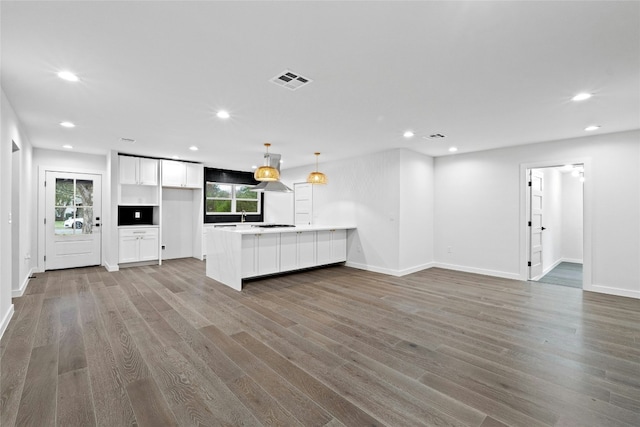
254,152,293,193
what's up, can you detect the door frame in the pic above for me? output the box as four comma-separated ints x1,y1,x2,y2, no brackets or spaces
519,158,592,290
37,166,105,273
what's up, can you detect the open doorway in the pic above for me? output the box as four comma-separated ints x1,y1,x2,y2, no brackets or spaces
526,164,584,288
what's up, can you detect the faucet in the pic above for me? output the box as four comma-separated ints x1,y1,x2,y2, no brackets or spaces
241,210,246,223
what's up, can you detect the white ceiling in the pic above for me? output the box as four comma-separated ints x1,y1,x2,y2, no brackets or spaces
2,1,639,171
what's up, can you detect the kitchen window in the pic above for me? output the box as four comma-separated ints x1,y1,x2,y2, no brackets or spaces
205,182,261,215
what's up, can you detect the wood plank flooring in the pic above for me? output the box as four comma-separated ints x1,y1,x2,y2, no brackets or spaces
1,259,639,426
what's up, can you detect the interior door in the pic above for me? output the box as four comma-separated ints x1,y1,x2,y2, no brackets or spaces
529,170,544,279
45,171,102,270
294,182,313,225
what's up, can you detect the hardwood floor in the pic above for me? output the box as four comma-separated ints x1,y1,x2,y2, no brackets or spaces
1,259,639,426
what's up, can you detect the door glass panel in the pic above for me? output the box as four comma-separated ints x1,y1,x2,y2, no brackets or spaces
75,207,94,234
76,180,94,205
54,178,95,235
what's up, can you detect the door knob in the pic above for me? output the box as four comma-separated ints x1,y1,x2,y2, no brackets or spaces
541,226,546,230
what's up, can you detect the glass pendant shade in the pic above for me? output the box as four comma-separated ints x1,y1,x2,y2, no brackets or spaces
306,152,327,184
254,143,280,181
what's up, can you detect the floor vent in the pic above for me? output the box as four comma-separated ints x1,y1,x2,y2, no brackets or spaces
269,70,312,91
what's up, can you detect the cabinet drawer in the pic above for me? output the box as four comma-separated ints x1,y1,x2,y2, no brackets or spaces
119,227,159,238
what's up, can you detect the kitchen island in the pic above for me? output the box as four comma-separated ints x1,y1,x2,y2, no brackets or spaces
206,225,355,290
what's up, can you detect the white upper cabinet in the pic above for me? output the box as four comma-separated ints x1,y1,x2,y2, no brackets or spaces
119,155,159,205
119,156,138,184
162,160,202,188
185,163,203,188
138,158,159,185
119,155,158,186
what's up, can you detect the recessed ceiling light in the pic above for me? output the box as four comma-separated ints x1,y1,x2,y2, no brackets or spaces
562,164,574,171
172,155,180,160
585,125,601,131
62,144,73,149
448,147,458,152
216,110,230,119
60,121,75,128
403,131,415,138
572,93,592,101
571,169,580,177
57,71,79,82
279,159,284,163
189,146,199,151
251,165,257,169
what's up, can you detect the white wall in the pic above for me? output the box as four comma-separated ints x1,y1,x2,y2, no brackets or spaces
539,167,563,274
1,88,35,337
399,149,434,273
32,148,108,272
268,148,435,276
435,129,640,299
561,171,583,262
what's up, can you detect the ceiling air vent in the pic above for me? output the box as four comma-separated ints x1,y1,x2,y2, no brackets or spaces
269,70,312,91
120,137,136,143
423,133,446,140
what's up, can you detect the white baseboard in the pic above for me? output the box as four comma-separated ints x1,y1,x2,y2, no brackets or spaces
433,262,522,281
12,267,35,298
345,261,435,277
0,304,15,340
104,261,120,272
584,284,640,300
397,262,436,276
345,261,401,276
561,258,583,264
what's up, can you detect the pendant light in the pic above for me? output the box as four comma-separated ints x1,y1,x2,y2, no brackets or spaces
254,143,280,181
307,152,327,184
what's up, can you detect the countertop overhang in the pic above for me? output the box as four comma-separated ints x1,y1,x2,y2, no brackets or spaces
208,224,356,235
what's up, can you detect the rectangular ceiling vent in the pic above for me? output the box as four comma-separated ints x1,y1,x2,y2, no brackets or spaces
423,133,446,140
270,70,312,91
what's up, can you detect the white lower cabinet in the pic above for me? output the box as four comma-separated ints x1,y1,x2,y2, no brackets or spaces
241,233,280,278
280,231,316,272
241,229,346,279
316,229,347,265
119,227,159,263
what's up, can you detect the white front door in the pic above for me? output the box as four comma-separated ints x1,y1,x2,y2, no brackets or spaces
529,170,544,279
45,171,102,270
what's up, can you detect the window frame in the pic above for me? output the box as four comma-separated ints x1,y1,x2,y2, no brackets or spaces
205,182,261,216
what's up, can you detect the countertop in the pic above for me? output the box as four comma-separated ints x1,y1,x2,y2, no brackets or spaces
207,224,356,235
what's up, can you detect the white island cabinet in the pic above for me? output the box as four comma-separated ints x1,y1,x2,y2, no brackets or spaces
206,225,355,291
